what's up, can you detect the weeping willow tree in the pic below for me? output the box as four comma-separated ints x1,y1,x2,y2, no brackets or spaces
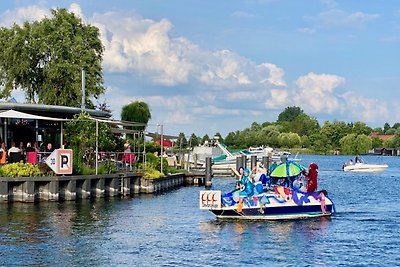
121,101,151,131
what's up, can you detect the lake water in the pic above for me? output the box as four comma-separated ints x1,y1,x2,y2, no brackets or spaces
1,155,400,266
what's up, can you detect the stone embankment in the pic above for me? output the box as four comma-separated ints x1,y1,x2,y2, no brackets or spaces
0,172,205,203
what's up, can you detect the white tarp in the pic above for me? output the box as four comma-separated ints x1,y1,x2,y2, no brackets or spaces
0,109,67,121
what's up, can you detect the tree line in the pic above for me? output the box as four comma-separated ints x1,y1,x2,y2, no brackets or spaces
176,106,400,155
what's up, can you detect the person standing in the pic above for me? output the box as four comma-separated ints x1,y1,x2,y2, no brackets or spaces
0,142,7,164
302,163,319,193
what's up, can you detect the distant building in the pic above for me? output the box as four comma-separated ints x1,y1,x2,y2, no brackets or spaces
369,132,395,141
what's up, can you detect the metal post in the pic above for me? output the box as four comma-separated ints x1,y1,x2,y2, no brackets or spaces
60,122,63,149
35,120,38,146
205,157,212,188
4,119,7,147
250,155,257,173
81,69,85,109
241,155,247,169
186,136,192,172
95,120,98,175
266,153,272,175
236,155,243,170
160,124,163,174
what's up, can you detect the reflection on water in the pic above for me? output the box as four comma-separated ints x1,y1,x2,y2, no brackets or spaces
1,155,400,266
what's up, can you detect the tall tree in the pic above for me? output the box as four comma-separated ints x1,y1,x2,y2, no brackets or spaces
176,133,188,148
277,106,304,122
121,101,151,131
383,122,391,133
0,8,104,107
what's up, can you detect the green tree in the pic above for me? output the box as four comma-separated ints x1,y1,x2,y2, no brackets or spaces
371,137,383,149
352,122,372,136
189,133,199,147
224,132,236,147
320,121,352,150
355,134,372,154
291,114,320,136
372,127,383,135
308,133,331,154
278,132,301,148
0,9,104,106
65,111,117,170
121,101,151,132
383,122,391,133
213,132,224,144
176,133,187,148
277,106,304,122
392,123,400,130
340,134,372,154
340,133,357,155
201,134,210,145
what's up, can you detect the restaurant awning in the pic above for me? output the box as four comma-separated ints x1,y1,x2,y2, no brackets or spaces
0,109,68,121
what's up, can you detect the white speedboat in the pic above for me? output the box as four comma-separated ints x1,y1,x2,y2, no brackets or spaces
343,163,388,172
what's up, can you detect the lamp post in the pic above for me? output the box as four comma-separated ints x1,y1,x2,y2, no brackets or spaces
158,124,164,174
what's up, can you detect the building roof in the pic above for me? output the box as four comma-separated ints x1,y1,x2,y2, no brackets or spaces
0,109,67,121
369,132,395,141
0,102,110,119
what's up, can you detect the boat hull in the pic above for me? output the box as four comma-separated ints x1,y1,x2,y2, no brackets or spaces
343,163,388,172
200,190,333,220
211,206,333,220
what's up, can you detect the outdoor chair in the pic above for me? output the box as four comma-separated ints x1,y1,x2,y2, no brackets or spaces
8,152,22,163
27,152,37,164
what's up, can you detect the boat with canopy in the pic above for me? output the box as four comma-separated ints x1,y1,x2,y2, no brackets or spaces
200,160,335,220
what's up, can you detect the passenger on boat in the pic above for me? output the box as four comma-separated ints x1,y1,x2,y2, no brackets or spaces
234,168,254,212
238,168,254,198
342,159,353,170
355,155,362,163
252,165,269,193
301,163,318,193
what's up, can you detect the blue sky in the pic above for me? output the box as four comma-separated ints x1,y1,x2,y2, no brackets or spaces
1,0,400,137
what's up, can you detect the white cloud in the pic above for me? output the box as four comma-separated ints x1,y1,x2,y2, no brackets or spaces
340,92,389,123
265,89,289,109
231,11,256,19
0,5,49,26
294,72,345,113
297,27,316,35
314,9,379,28
192,105,241,116
68,3,84,20
90,11,285,92
258,63,286,87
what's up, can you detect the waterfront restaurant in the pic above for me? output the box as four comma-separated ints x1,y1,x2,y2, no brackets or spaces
0,102,111,150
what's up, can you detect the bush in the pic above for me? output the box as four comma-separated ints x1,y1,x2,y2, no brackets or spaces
0,163,46,177
142,168,164,179
98,160,117,174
